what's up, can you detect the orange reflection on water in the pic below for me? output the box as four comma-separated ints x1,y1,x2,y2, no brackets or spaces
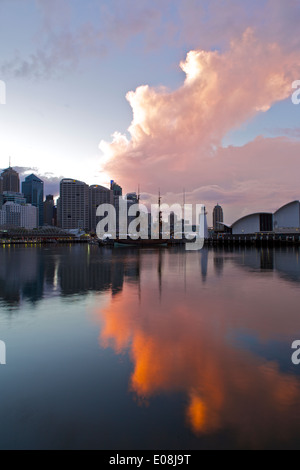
95,252,300,446
187,393,207,433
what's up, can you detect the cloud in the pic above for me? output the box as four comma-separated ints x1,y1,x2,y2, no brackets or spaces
177,0,300,52
99,30,300,223
265,128,300,139
2,0,300,79
0,0,174,79
95,259,300,444
138,136,300,225
2,166,62,197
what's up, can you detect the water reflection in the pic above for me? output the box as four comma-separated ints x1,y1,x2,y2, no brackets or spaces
0,247,44,305
0,245,300,448
2,245,300,309
93,247,300,448
0,246,144,308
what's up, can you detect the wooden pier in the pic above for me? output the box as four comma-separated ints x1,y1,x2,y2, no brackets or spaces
206,233,300,247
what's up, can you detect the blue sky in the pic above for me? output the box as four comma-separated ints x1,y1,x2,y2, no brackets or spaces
0,1,188,185
0,0,299,222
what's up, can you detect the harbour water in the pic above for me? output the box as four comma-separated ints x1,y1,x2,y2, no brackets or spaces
0,244,299,449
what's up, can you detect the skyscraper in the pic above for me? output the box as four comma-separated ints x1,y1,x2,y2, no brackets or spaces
213,204,224,232
43,195,55,226
1,167,20,193
126,192,139,234
111,180,123,236
89,185,114,232
56,197,61,228
22,174,44,226
110,180,122,201
59,179,89,231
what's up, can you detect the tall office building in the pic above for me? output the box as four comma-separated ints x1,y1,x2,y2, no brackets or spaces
56,197,61,228
0,207,5,225
53,206,57,227
111,180,122,201
89,185,114,232
43,195,55,226
126,192,139,234
0,176,3,209
213,204,224,232
1,167,20,193
59,179,89,231
111,180,123,236
126,192,138,204
22,174,44,226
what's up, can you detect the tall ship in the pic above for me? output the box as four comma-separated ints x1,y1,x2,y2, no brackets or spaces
100,192,185,247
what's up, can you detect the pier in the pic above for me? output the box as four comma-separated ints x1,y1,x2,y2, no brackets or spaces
206,232,300,247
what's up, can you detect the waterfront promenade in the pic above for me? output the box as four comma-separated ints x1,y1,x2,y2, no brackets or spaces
208,232,300,247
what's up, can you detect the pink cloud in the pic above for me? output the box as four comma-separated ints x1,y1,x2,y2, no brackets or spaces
266,128,300,139
177,0,300,52
100,30,300,223
110,136,300,226
95,260,300,444
3,1,300,79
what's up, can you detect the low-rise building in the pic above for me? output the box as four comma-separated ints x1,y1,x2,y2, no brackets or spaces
0,202,38,229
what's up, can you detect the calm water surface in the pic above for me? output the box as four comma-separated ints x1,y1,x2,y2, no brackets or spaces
0,244,299,449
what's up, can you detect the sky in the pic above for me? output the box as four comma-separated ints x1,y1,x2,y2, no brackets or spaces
0,0,300,224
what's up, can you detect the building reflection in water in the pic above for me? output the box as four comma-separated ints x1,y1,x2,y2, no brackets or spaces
1,243,300,303
0,247,44,306
0,245,300,446
94,246,300,447
230,245,300,283
0,245,142,308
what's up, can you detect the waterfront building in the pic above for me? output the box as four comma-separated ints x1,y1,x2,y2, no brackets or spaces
89,185,114,232
0,207,5,225
273,201,300,232
1,167,20,193
56,197,61,228
22,174,44,226
231,201,300,235
43,195,55,226
110,180,122,236
213,204,224,232
126,192,139,234
59,179,89,231
3,191,26,205
231,213,273,235
0,202,38,229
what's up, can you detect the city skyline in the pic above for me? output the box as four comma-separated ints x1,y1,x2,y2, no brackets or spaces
3,164,300,232
1,2,300,452
0,1,300,225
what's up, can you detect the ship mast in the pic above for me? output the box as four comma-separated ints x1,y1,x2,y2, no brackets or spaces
158,189,162,239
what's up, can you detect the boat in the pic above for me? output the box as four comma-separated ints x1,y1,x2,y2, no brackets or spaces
114,238,169,247
98,236,115,247
98,192,185,248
